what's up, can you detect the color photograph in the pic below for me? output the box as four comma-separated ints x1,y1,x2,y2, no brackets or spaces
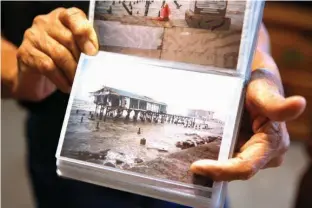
60,53,240,188
93,0,246,69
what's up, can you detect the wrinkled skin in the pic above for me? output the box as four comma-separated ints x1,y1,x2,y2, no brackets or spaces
16,8,307,182
190,47,307,181
16,7,98,101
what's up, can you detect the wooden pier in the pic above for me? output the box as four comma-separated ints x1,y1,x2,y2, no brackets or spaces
89,86,214,130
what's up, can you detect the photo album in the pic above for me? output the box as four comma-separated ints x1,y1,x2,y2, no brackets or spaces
56,0,265,207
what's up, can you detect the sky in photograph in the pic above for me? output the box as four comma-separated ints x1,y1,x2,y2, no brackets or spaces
73,53,241,121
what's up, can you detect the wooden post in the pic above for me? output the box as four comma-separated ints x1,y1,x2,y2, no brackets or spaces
104,107,108,122
125,109,132,121
133,110,139,122
96,121,100,130
95,104,98,115
99,105,104,120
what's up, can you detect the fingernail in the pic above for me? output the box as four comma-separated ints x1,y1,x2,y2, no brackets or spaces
83,40,97,55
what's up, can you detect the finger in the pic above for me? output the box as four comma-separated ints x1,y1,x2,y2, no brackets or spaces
252,115,269,134
47,20,81,61
17,39,71,93
32,12,81,61
59,7,99,55
25,27,78,84
190,133,274,181
247,69,306,122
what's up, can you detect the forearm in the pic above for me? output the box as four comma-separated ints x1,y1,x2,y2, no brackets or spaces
1,36,18,98
1,36,55,101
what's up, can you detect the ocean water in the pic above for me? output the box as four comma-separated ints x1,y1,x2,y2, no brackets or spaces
64,108,223,164
71,98,97,112
63,96,224,187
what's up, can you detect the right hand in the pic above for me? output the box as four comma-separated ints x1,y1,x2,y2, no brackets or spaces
16,7,99,99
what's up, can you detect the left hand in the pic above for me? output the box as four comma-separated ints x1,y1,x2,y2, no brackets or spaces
15,7,98,101
190,49,306,181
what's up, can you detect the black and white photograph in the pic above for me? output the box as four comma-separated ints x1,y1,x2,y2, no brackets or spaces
60,53,241,188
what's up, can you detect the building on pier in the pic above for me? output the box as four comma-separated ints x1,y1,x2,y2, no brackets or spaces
89,86,167,121
187,109,214,121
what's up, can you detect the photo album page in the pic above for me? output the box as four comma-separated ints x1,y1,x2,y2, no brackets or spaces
56,1,264,207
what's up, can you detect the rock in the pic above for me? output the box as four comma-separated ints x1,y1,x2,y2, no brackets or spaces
185,133,197,136
147,147,169,153
140,138,146,145
158,149,168,153
198,140,205,145
104,162,115,168
176,133,223,150
116,159,124,165
134,158,143,163
122,164,130,169
175,141,182,148
99,149,110,156
208,136,220,142
204,137,211,143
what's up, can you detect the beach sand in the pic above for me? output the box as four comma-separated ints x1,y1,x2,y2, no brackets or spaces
61,100,224,188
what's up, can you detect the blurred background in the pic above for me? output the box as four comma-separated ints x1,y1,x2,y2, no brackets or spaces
1,1,312,208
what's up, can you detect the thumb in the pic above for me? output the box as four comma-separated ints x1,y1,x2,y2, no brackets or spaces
247,69,306,122
190,132,275,181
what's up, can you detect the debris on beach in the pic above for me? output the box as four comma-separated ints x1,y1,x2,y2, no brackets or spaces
124,140,221,186
116,159,124,165
147,147,169,153
140,138,146,145
175,134,221,150
134,158,143,163
104,162,116,168
63,149,110,161
96,121,100,130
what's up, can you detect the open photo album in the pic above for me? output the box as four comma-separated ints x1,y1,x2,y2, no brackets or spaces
56,1,265,207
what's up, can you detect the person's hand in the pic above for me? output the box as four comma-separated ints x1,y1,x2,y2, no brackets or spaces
190,49,306,181
16,7,98,100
